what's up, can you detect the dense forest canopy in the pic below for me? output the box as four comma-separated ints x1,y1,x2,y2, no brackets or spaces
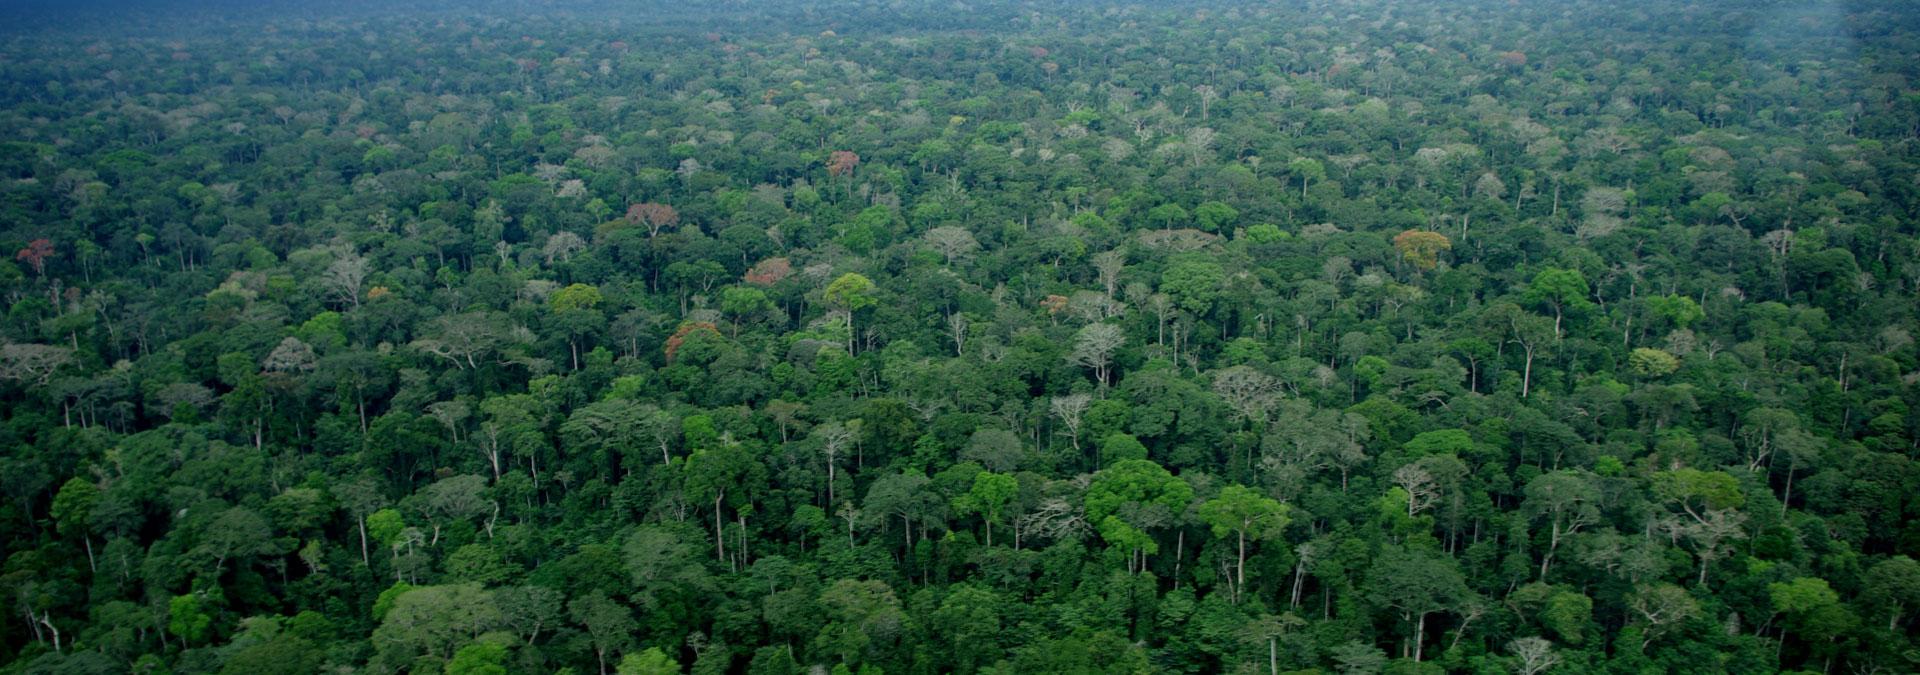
3,0,1920,673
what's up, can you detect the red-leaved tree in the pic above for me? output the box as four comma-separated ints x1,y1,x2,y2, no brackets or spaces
664,322,721,363
16,239,54,277
625,202,680,237
744,257,793,287
828,151,860,178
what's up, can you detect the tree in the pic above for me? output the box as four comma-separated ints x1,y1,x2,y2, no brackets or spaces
371,584,502,668
571,591,637,675
685,440,757,567
1498,306,1555,398
952,471,1018,546
719,286,772,336
1051,393,1093,456
1330,640,1386,674
1627,348,1679,378
922,226,980,266
624,525,716,617
446,642,509,675
617,647,681,675
1193,201,1239,233
824,273,878,353
861,472,941,556
1196,484,1289,603
814,579,906,668
1068,323,1124,387
15,238,54,277
663,321,721,364
1645,294,1703,331
1523,471,1599,579
930,584,1006,671
1524,268,1590,339
551,282,604,312
542,231,587,265
1364,547,1469,661
1768,576,1860,669
1627,583,1699,651
165,593,213,648
961,427,1025,472
744,257,793,286
0,343,73,386
1286,157,1325,197
1211,365,1280,428
263,337,318,374
1193,84,1220,119
477,394,546,480
1086,459,1192,574
1148,203,1191,230
1100,432,1150,466
196,506,277,574
827,150,860,178
419,475,492,545
1651,468,1745,585
1392,230,1452,272
1507,636,1560,675
1160,259,1225,315
563,399,647,470
495,585,563,646
626,202,680,237
1238,612,1304,675
1390,463,1439,517
412,313,511,370
49,477,99,571
323,252,370,309
1862,557,1920,632
1092,249,1127,299
812,421,855,507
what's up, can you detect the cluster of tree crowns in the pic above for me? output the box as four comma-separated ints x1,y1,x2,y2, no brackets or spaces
2,0,1920,673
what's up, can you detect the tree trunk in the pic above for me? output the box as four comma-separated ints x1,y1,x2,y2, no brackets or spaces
1413,611,1427,662
1290,560,1307,608
1780,465,1795,516
1174,530,1184,584
1539,523,1559,579
1521,347,1535,398
714,494,726,563
1236,529,1247,604
38,611,60,652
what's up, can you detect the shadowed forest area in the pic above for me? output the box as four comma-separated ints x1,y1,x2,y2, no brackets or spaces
3,0,1920,673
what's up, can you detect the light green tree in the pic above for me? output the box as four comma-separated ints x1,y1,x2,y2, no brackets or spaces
1086,459,1193,574
1196,484,1290,603
1524,268,1591,339
824,272,878,353
952,471,1018,547
616,647,682,675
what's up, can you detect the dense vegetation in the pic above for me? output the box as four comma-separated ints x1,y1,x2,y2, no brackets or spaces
3,0,1920,673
